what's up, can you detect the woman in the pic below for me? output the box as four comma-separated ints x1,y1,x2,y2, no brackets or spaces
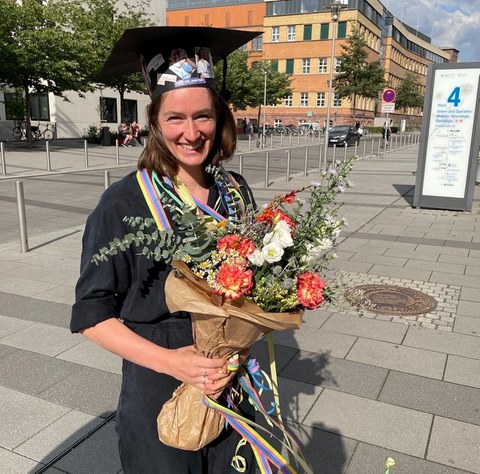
72,27,259,473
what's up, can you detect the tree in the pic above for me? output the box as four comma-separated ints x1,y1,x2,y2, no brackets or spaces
395,72,424,112
215,51,292,112
332,28,386,121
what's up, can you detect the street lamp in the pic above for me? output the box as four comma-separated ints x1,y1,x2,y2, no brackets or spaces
323,0,344,171
263,69,267,146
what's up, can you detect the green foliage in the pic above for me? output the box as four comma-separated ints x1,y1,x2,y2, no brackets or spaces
83,124,103,144
4,88,25,120
333,28,386,120
395,72,424,112
214,51,292,111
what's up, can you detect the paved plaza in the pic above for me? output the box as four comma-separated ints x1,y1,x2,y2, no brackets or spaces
0,135,479,473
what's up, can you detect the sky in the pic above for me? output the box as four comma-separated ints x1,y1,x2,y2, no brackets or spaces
384,0,480,62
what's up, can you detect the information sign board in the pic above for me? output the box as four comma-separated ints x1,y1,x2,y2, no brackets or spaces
413,63,480,211
381,102,395,113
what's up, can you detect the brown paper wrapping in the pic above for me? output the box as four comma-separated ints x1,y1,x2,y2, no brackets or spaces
157,261,303,450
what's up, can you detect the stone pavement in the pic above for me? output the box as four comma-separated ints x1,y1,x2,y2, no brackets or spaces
0,136,479,474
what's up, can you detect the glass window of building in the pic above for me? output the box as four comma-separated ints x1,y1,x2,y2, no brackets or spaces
30,94,50,121
252,36,263,51
302,59,310,74
271,60,279,72
287,25,296,41
335,58,342,72
274,119,282,127
123,99,138,122
285,59,294,74
333,94,342,107
318,58,327,73
320,23,329,40
316,92,325,107
272,26,280,42
100,97,117,122
304,24,312,40
300,92,308,107
284,95,293,107
337,21,347,39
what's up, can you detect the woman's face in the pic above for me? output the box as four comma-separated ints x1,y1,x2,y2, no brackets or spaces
157,87,217,176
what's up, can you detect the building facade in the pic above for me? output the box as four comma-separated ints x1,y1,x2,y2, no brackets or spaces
167,0,454,129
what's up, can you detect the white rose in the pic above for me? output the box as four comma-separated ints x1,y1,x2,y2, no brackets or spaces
248,249,265,266
262,242,284,263
272,220,294,248
263,231,274,246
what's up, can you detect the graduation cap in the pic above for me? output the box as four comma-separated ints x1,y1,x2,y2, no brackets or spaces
99,26,261,100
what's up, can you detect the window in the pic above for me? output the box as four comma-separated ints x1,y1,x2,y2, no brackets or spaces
333,94,342,107
123,99,138,122
335,58,342,72
274,119,282,127
100,97,117,122
337,21,347,39
271,60,278,72
302,59,310,74
304,24,312,40
285,59,294,74
272,26,280,42
284,95,293,107
30,94,50,121
287,25,296,42
300,92,309,107
320,23,329,40
316,92,325,107
318,58,327,73
252,36,263,51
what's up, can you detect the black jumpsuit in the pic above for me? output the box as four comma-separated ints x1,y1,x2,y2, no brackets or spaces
71,170,256,473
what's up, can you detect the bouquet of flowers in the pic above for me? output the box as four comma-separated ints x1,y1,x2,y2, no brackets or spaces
92,156,356,470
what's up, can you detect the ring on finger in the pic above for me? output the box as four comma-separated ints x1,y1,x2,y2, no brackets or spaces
202,374,206,385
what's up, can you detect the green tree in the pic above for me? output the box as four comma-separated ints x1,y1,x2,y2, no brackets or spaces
395,72,424,112
215,51,292,112
0,0,94,142
332,28,386,121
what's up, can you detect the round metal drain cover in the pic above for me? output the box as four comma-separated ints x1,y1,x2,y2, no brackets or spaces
353,284,437,316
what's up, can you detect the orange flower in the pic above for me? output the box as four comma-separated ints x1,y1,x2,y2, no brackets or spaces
297,272,325,309
257,209,295,230
214,263,253,300
217,235,255,257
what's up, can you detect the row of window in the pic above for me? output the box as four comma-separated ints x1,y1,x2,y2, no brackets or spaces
270,22,347,43
283,92,342,108
266,58,342,75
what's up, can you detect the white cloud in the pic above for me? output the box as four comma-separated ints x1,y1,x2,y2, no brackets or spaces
387,0,480,62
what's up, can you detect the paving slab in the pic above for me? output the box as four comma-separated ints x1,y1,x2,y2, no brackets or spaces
272,327,357,358
300,308,332,329
0,314,35,339
456,300,480,318
444,355,480,389
0,385,70,450
427,417,480,473
14,410,102,464
0,446,42,473
251,340,299,374
368,264,432,282
454,316,480,336
346,338,446,379
303,389,432,458
346,442,471,474
321,313,407,344
379,371,480,426
430,271,480,289
461,287,480,303
280,350,388,399
0,322,82,357
37,366,121,418
404,326,480,360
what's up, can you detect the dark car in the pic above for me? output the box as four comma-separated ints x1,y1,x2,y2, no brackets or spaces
327,125,360,147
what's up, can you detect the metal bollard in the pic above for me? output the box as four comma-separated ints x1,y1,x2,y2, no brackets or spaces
286,150,291,182
1,142,6,175
289,134,292,147
370,138,374,158
304,147,308,176
297,133,300,145
362,140,366,160
265,152,270,188
84,140,89,168
239,154,243,176
354,141,358,157
142,137,147,148
15,180,29,253
318,144,323,172
45,140,51,172
248,135,252,151
280,134,283,147
332,145,337,169
377,138,382,157
270,133,273,148
115,139,120,165
104,170,111,190
343,144,348,161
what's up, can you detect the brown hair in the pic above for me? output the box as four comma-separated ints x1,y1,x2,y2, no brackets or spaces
138,88,237,177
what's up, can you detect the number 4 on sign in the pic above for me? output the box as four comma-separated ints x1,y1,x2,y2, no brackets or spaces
447,87,461,107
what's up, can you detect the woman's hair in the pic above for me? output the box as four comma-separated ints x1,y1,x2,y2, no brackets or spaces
138,88,237,178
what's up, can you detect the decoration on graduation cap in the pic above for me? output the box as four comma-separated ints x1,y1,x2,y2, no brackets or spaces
99,26,261,100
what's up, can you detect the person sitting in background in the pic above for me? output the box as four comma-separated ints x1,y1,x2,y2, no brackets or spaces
118,121,133,147
130,121,141,146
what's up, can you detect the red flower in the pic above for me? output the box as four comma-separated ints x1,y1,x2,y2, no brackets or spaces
297,273,325,309
214,263,253,300
257,209,295,230
217,235,255,258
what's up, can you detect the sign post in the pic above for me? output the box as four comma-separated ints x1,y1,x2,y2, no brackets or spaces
381,88,396,129
413,63,480,211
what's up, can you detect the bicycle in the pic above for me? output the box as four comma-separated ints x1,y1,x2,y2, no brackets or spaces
12,121,55,142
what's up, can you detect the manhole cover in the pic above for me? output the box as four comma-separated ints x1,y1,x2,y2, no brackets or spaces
353,284,438,316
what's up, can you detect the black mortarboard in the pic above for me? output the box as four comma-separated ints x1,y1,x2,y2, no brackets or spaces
99,26,261,100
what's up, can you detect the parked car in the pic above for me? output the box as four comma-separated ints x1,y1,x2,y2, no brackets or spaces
327,125,361,147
